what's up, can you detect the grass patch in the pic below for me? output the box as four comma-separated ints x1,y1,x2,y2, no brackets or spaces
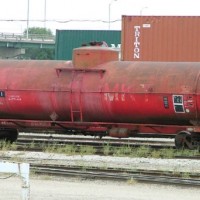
0,141,17,151
135,146,151,157
28,141,37,149
173,148,200,157
103,143,113,156
127,178,137,185
151,150,162,158
43,142,200,158
79,145,96,155
44,144,78,155
1,138,199,159
44,144,96,155
113,145,134,157
106,145,200,159
181,172,190,179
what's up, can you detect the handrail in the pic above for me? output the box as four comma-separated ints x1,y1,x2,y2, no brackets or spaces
0,32,55,43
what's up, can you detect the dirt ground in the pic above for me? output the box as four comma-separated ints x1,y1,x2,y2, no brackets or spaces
0,176,200,200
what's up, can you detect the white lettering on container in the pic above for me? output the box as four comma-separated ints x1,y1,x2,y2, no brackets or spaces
134,26,141,59
110,44,121,48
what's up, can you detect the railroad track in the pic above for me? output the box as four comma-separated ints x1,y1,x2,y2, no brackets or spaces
1,137,200,187
15,133,177,155
2,132,199,159
17,132,175,149
31,163,200,186
14,144,200,160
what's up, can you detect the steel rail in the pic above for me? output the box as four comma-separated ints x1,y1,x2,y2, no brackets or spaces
15,140,174,153
31,164,200,186
17,134,175,149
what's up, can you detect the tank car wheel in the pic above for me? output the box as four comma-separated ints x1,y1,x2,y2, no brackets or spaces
0,128,18,143
175,131,195,150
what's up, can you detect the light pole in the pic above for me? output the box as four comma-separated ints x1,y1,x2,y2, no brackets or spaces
108,0,117,30
44,0,46,28
26,0,30,39
140,6,148,15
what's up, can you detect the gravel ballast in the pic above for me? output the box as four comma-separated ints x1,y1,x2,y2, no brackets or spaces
3,151,200,173
1,151,200,200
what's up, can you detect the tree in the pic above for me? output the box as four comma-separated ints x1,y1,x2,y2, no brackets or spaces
24,27,53,36
22,27,55,60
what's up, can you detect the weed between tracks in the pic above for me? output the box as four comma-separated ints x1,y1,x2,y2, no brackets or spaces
0,141,200,158
0,141,17,151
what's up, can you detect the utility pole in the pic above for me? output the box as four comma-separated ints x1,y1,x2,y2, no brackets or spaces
26,0,30,39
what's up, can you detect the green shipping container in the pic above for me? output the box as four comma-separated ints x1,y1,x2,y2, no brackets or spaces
55,30,121,60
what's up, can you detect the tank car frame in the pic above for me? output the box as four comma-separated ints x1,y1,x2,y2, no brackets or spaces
0,114,199,149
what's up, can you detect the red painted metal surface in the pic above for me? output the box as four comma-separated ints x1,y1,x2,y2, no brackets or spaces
73,46,119,68
0,60,73,121
0,50,200,138
121,16,200,61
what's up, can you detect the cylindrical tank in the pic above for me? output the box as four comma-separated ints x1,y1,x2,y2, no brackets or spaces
0,60,74,121
0,60,199,127
97,61,200,125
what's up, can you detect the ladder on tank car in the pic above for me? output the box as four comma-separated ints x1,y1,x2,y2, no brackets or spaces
70,70,83,122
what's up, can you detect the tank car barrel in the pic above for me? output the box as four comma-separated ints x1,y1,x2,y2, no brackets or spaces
0,47,199,148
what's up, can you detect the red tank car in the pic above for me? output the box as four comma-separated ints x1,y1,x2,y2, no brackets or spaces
0,46,200,149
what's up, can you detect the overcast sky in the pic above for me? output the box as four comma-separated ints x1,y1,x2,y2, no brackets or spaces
0,0,200,34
